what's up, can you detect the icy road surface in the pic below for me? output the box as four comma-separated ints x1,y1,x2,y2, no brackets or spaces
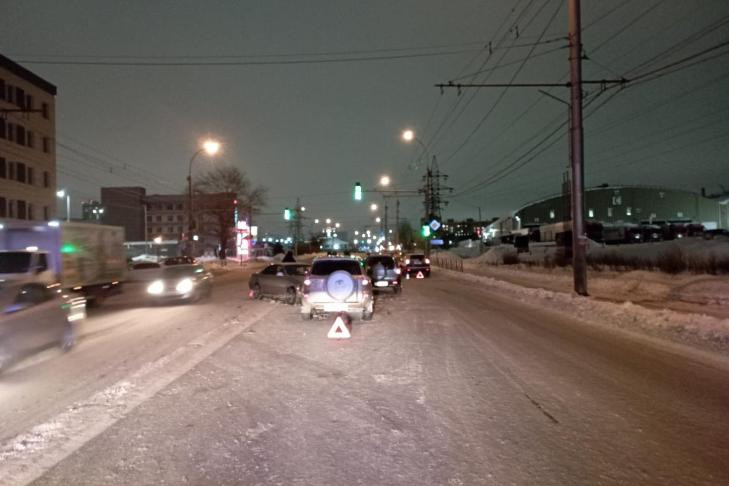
2,270,729,485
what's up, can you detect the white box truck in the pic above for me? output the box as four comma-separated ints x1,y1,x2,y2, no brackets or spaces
0,221,127,305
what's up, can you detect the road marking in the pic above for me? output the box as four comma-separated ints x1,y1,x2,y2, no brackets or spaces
0,304,277,486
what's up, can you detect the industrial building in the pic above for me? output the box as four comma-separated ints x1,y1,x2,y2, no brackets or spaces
0,53,57,223
486,185,728,242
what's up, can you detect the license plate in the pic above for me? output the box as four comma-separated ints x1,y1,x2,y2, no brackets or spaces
323,302,349,312
374,281,389,287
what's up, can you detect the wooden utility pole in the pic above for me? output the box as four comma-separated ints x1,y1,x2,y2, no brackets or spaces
569,0,588,296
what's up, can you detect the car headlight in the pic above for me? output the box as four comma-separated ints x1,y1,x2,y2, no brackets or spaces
176,278,194,293
147,280,164,295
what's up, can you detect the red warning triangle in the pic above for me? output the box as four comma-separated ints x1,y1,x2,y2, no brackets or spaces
416,271,425,279
327,315,351,339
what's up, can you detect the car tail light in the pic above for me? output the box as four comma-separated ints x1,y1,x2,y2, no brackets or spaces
425,258,430,264
302,278,311,294
395,268,401,274
304,279,311,286
362,279,369,286
405,259,410,265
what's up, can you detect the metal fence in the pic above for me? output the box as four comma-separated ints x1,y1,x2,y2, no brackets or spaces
431,253,464,272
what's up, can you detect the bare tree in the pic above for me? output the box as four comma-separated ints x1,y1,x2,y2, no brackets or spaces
192,165,268,255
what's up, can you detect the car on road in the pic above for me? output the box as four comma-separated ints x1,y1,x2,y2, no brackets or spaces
300,257,373,320
249,263,309,304
0,281,85,373
142,263,213,303
402,253,431,278
162,256,197,266
364,254,402,293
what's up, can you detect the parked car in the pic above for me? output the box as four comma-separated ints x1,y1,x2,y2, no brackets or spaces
402,253,431,277
0,281,85,373
141,263,213,303
364,255,401,293
162,256,197,266
300,257,373,321
249,263,309,304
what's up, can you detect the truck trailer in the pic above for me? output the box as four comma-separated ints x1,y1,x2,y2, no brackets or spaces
0,221,126,305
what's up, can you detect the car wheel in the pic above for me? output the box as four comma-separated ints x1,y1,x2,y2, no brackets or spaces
251,284,262,300
285,287,297,305
393,285,402,294
362,310,373,321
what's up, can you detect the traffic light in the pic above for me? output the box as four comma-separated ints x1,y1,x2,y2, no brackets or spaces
354,182,362,201
284,208,291,220
421,225,431,237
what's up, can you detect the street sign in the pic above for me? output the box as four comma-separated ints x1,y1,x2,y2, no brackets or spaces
429,219,441,231
327,314,351,339
430,239,444,246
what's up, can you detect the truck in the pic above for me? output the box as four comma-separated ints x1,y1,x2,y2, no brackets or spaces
0,221,127,305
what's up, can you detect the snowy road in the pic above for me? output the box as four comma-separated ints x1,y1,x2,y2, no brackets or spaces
2,269,729,485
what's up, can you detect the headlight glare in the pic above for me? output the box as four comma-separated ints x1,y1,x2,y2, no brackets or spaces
176,278,194,293
147,280,164,295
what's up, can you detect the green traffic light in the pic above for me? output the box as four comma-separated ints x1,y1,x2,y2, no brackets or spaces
421,225,431,237
284,208,291,220
354,182,362,201
60,243,77,254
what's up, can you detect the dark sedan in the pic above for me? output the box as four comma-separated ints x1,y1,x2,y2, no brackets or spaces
0,282,85,373
364,255,402,293
249,263,308,304
402,253,431,278
128,263,213,303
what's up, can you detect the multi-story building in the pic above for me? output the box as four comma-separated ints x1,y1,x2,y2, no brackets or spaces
100,186,237,256
0,53,57,223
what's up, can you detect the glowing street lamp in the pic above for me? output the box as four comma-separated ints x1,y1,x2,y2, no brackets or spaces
375,217,381,223
56,189,70,222
379,175,391,187
325,218,332,225
314,218,320,224
188,137,221,255
401,129,415,142
370,203,378,212
335,222,341,228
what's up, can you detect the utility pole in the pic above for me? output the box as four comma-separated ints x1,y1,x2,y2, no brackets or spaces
569,0,588,296
395,198,400,247
384,201,389,239
294,197,303,256
420,156,452,256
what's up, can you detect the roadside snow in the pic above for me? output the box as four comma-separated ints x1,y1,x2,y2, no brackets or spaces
440,268,729,351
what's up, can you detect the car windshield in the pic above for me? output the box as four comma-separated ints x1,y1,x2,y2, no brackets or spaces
285,265,308,276
366,256,395,268
311,260,362,276
0,252,33,274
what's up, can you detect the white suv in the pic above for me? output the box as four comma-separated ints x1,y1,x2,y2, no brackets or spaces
300,257,373,320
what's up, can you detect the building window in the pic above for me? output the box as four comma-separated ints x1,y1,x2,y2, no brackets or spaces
588,209,595,218
17,200,27,220
607,207,613,217
43,137,50,153
42,102,49,119
27,203,34,220
177,215,183,222
156,215,162,222
0,78,4,100
549,210,555,219
8,200,14,218
626,207,632,216
677,212,684,218
27,166,34,185
27,131,34,148
534,217,540,223
9,162,15,180
611,195,622,205
43,206,49,220
43,171,50,188
167,215,173,222
0,197,6,218
0,157,5,178
147,215,152,222
16,162,26,183
8,123,14,141
0,118,5,138
15,125,25,146
25,94,33,111
15,87,25,108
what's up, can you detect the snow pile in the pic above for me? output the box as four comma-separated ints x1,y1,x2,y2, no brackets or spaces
588,235,729,263
472,245,518,265
443,268,729,350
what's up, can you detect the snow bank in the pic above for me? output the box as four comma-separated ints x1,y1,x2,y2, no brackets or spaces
442,268,729,351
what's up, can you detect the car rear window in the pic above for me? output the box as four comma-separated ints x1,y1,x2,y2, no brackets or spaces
409,254,425,261
311,260,362,276
366,256,395,268
162,264,204,278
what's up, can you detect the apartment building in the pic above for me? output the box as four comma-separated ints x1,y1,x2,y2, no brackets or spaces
0,53,57,223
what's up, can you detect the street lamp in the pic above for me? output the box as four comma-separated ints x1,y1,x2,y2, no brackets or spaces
335,222,341,228
314,218,320,224
370,203,378,212
325,218,332,225
187,138,221,256
401,128,431,170
375,217,381,223
379,175,391,187
56,189,70,222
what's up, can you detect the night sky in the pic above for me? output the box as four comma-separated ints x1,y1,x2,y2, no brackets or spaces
3,0,728,234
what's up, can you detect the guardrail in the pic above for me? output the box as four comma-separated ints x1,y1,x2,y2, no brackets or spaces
431,253,464,272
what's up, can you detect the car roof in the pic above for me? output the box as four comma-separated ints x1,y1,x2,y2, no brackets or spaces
312,257,360,263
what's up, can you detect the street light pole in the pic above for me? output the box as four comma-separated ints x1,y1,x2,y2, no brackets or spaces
187,148,203,257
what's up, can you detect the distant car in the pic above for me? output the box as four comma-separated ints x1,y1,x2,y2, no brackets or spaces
249,263,309,304
300,257,373,321
162,256,197,266
364,255,401,293
402,253,431,278
143,263,213,303
0,281,85,373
